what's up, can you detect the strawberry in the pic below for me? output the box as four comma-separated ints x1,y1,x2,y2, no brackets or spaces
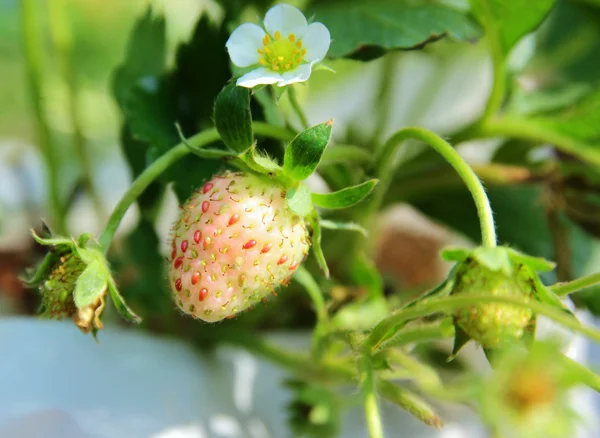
453,261,533,348
169,171,311,322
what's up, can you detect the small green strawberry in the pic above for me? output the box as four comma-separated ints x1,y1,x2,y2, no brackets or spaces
169,171,311,322
441,246,566,351
39,252,85,320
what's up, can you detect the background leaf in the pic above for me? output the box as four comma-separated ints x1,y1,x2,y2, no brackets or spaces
470,0,555,55
310,1,481,60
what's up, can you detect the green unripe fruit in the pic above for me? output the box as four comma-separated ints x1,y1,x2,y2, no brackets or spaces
40,253,86,320
453,261,534,348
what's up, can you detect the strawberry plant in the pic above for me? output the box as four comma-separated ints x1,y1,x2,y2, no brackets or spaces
14,0,600,437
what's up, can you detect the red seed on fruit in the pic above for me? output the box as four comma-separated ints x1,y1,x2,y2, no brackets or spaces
203,237,212,250
194,230,202,243
228,214,240,226
202,201,209,213
181,240,188,252
171,248,176,260
203,183,214,194
277,255,288,265
289,260,299,270
192,272,201,285
199,288,208,301
175,278,182,291
243,240,257,249
261,243,273,254
174,257,184,269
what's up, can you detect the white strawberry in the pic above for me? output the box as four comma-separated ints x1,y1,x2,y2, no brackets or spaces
169,171,311,322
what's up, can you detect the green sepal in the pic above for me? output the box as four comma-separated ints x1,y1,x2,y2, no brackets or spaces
22,251,65,287
312,179,378,209
107,277,142,323
283,120,333,181
319,219,368,237
309,211,329,278
506,247,555,272
31,229,73,248
287,184,313,217
242,145,284,176
449,324,471,361
214,82,253,153
74,260,108,309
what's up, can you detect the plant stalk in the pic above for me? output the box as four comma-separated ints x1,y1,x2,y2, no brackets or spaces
288,86,309,129
20,0,66,234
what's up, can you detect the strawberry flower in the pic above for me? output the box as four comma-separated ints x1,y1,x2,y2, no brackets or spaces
226,4,331,88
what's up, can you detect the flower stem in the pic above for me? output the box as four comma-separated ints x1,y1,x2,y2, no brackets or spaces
360,352,385,438
49,0,105,221
373,127,496,248
20,0,66,234
288,86,309,129
551,272,600,297
479,0,506,120
99,129,220,252
293,266,329,355
365,294,600,353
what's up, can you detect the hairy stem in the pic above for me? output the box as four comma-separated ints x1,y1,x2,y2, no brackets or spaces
49,0,104,221
551,272,600,297
288,86,309,129
20,0,66,234
365,294,600,353
360,352,385,438
373,127,496,248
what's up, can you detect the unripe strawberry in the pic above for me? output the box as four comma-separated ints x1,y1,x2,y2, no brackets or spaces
453,261,533,348
40,252,85,320
169,171,311,322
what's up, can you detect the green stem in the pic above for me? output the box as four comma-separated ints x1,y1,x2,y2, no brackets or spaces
254,121,296,142
562,354,600,393
365,294,600,353
288,86,309,129
49,0,104,221
360,352,385,438
20,0,66,234
480,0,506,120
470,118,600,167
378,322,452,350
373,127,496,248
293,266,329,354
99,129,220,252
551,272,600,297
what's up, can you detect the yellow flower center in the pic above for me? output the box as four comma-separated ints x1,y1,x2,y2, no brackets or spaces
258,31,307,72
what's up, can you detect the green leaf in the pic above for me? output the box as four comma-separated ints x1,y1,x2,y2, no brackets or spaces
506,248,556,272
107,277,142,324
287,184,313,217
74,260,108,309
470,0,555,55
319,220,368,237
310,1,481,60
309,213,329,278
312,180,378,209
214,82,253,153
283,120,333,181
440,247,471,263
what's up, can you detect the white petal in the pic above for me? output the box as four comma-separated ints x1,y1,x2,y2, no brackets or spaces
236,68,283,88
226,23,265,68
301,22,331,63
277,62,315,87
263,4,308,38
